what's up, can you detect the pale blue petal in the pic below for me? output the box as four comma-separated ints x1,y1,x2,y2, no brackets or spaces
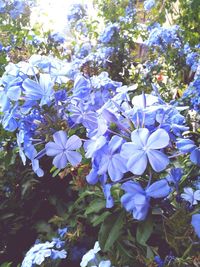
39,73,53,95
86,168,99,185
147,128,169,149
109,135,123,154
191,214,200,238
176,139,196,153
132,193,149,220
45,142,62,156
131,128,149,147
120,143,143,159
147,150,169,172
121,181,144,194
99,260,112,267
53,130,68,147
7,85,21,101
98,155,109,175
53,152,68,169
22,78,43,99
65,151,82,166
194,190,200,201
146,179,171,198
66,135,82,150
108,154,127,181
121,193,135,212
103,184,114,208
127,150,147,175
190,148,200,165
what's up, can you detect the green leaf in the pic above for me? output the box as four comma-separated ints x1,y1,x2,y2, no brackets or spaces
0,263,12,267
99,211,125,252
84,199,105,215
146,246,154,258
136,218,153,246
91,211,111,226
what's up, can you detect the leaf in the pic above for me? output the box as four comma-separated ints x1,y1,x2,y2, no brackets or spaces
136,218,153,246
91,211,111,226
84,199,105,215
0,263,12,267
146,246,154,258
99,211,125,252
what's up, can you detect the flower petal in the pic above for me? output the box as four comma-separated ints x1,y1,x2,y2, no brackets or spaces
147,128,169,149
53,152,68,169
131,128,149,147
65,151,82,166
53,130,68,147
147,150,169,172
120,143,139,159
108,135,123,154
191,214,200,238
45,142,62,156
65,135,82,150
127,150,147,175
146,179,171,198
121,181,144,194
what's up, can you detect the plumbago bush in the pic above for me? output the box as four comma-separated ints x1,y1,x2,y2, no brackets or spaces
0,0,200,266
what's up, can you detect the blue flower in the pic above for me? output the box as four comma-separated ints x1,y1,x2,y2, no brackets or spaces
176,139,196,153
181,187,200,206
102,184,114,208
10,0,25,19
166,168,183,190
191,214,200,238
0,0,5,13
121,128,169,175
84,135,107,158
190,147,200,165
45,130,82,169
73,74,91,98
176,139,200,166
121,179,170,220
144,0,155,11
99,23,119,43
80,241,101,267
21,241,67,267
97,135,127,181
22,74,54,106
69,103,98,130
154,256,164,267
58,227,68,238
99,260,112,267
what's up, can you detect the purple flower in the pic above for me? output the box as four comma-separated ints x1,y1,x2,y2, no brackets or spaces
121,128,169,175
191,214,200,238
45,130,82,169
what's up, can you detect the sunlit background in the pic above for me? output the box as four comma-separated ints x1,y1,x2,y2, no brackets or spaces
30,0,94,32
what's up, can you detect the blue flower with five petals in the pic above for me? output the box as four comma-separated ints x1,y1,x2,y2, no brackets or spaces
45,130,82,169
120,128,169,175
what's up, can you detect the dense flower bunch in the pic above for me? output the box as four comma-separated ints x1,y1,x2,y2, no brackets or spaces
21,227,68,267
